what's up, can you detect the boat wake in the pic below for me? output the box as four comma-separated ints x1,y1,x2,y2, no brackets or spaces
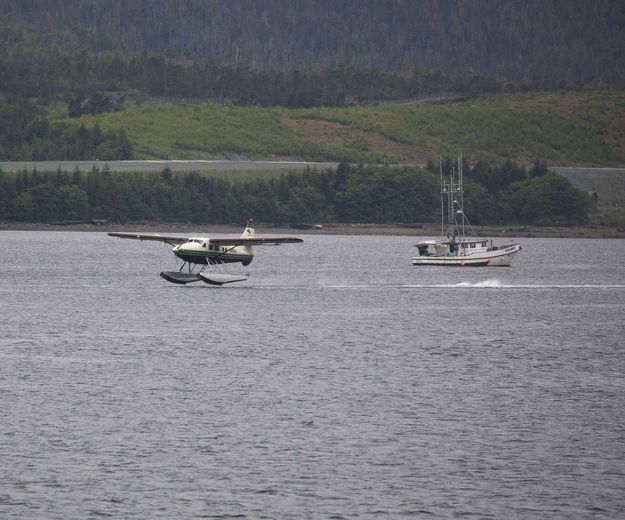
252,279,625,290
455,279,508,288
402,279,625,289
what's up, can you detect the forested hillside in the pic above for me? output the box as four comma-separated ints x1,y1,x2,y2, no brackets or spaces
2,0,624,86
0,0,619,227
1,0,624,164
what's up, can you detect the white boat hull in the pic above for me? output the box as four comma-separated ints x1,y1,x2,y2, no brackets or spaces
412,244,521,267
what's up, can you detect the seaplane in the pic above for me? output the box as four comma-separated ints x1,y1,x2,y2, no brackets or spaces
108,219,303,285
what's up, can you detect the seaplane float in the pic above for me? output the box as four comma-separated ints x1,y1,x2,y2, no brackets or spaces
109,219,303,285
412,156,522,267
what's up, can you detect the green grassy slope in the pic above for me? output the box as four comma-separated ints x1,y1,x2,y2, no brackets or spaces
63,91,625,166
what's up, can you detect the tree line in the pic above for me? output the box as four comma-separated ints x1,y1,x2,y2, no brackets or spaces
0,161,591,226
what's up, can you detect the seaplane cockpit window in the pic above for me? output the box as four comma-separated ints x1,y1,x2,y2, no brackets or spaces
202,242,207,248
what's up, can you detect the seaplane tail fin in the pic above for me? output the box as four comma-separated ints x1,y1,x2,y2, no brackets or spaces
241,219,255,239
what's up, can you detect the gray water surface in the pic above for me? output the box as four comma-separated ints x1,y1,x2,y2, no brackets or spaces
1,232,624,519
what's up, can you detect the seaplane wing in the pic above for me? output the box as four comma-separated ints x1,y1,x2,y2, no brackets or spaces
209,237,303,246
107,233,303,246
107,232,189,245
108,220,303,286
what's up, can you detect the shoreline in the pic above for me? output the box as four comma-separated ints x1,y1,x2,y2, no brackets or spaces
1,221,624,238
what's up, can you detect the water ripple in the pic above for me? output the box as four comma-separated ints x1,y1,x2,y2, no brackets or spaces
1,232,624,519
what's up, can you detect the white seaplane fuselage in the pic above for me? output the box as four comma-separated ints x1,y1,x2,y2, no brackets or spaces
173,238,254,265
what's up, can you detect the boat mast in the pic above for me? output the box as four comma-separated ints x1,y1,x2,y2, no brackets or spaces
447,163,455,241
459,153,465,240
440,154,465,243
441,157,454,241
439,155,444,240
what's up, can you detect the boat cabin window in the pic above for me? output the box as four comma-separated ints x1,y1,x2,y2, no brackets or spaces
470,243,476,248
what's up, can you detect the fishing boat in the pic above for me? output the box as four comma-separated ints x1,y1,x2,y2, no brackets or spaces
412,156,521,267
